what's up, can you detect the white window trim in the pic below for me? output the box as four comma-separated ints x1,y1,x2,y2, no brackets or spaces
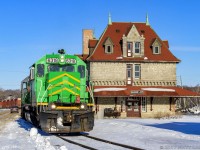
134,42,141,54
105,45,113,54
127,64,133,85
153,46,160,54
134,64,141,79
127,42,133,57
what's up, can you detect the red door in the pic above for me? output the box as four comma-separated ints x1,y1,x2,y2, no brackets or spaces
126,100,141,117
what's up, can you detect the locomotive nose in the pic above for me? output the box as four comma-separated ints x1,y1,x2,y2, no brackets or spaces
47,72,80,103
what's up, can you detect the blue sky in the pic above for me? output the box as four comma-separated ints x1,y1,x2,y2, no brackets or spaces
0,0,200,89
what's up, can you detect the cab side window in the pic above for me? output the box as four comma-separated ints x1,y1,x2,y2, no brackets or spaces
37,64,44,77
22,82,27,89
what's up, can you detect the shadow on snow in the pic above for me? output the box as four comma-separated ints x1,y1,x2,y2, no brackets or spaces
15,117,88,137
147,122,200,135
15,118,49,136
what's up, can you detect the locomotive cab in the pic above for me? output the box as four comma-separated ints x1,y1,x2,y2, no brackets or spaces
21,50,94,133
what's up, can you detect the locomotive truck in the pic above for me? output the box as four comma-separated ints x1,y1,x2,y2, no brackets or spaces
21,49,94,133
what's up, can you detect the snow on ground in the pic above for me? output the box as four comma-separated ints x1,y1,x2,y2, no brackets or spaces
189,106,200,115
91,116,200,150
0,109,9,112
0,114,200,150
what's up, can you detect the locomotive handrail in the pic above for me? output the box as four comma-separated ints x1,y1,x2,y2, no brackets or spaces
40,84,52,104
37,79,52,104
87,81,94,106
37,79,43,102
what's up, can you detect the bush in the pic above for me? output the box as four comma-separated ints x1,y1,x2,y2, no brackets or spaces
153,112,182,119
153,112,164,119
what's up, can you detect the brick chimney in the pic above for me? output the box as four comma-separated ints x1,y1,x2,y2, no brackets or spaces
82,29,93,55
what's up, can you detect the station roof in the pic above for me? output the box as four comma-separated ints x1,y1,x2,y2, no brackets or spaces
87,22,180,63
93,86,200,98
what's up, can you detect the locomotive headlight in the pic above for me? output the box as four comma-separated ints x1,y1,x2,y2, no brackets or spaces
80,103,87,110
60,55,65,63
51,103,56,109
80,104,85,109
60,58,65,63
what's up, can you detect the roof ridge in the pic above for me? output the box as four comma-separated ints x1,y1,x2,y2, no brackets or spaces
112,22,146,23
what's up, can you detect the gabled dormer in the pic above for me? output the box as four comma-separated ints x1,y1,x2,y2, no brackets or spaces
122,24,145,57
152,38,162,54
103,37,114,54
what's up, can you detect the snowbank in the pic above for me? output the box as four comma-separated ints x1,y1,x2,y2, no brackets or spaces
1,115,200,150
189,106,200,114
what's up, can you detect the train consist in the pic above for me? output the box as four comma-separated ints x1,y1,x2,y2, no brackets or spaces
21,49,94,133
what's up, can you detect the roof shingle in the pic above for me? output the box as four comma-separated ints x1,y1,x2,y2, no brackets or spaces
87,22,180,62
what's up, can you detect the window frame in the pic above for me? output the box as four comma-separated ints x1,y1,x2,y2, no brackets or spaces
141,97,147,112
62,65,75,72
154,46,160,54
104,37,114,54
105,45,113,54
126,64,133,85
30,67,35,80
127,42,133,57
134,64,141,79
48,65,60,72
135,42,141,54
37,64,44,77
78,65,85,78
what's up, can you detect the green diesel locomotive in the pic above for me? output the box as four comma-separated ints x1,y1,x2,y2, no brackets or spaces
21,49,94,133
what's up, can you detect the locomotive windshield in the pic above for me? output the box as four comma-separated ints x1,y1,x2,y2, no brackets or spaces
48,65,75,72
62,65,74,72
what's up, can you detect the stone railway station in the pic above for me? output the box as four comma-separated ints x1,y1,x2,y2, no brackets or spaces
78,15,200,119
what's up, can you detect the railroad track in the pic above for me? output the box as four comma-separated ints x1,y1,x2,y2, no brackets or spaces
57,133,143,150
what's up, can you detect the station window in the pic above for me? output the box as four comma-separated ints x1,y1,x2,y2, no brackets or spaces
78,65,85,78
141,97,147,112
135,42,141,54
127,42,133,57
37,64,44,77
154,46,160,54
135,64,141,79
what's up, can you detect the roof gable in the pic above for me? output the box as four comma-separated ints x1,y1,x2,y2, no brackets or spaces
152,38,162,47
103,37,114,45
127,24,140,39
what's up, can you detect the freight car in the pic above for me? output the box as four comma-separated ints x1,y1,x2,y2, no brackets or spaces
21,49,94,133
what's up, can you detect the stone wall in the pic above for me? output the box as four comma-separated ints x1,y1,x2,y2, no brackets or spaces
141,97,175,118
90,62,177,86
94,97,175,119
95,97,122,119
95,97,175,119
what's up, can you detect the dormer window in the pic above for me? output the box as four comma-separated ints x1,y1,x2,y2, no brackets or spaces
105,45,113,53
154,46,160,54
135,42,141,54
152,38,161,54
103,37,114,54
127,42,133,57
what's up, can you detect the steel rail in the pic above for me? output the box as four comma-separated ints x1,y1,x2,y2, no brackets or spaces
57,135,97,150
81,133,143,150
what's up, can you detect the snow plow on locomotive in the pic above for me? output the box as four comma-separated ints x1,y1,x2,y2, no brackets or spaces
21,49,94,133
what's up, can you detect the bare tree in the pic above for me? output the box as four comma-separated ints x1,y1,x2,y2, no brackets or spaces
0,88,20,101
